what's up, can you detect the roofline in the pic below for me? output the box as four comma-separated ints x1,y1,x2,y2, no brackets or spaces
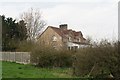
37,26,86,41
37,26,50,39
50,26,63,37
37,26,62,39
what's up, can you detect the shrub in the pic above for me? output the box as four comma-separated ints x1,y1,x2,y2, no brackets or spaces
73,40,120,78
31,45,55,67
16,40,35,52
30,45,73,68
54,49,73,67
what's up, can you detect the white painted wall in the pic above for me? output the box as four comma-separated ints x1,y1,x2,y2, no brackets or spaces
67,42,88,49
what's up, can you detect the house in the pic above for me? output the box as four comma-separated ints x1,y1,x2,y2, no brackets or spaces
37,24,88,50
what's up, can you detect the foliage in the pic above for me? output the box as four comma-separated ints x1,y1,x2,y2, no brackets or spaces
16,40,35,52
2,15,27,51
30,44,73,68
73,40,120,78
17,20,28,40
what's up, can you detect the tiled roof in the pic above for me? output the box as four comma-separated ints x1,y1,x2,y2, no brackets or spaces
37,25,86,44
50,26,63,36
50,26,85,40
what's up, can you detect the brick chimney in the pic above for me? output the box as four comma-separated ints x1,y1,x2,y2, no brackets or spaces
59,24,68,30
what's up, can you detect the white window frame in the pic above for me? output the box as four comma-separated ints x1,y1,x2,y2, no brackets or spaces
68,37,71,41
52,35,57,41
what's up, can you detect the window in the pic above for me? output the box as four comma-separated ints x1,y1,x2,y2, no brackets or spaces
52,35,57,41
68,37,71,41
79,38,81,42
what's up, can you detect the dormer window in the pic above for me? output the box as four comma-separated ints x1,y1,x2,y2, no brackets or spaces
52,35,57,41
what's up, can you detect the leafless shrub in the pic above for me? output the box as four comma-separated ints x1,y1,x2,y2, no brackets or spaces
30,45,73,68
73,40,120,78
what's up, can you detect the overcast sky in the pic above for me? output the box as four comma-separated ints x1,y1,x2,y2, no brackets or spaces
0,0,119,42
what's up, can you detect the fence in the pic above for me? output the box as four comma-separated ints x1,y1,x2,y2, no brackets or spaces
0,52,30,64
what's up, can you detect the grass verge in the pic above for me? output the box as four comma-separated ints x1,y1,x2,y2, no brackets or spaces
2,61,75,78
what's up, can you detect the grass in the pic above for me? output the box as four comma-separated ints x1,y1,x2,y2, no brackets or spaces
2,61,75,78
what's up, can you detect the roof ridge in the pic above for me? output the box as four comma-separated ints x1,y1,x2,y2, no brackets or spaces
49,26,59,29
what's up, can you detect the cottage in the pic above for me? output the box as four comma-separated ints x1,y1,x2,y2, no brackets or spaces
37,24,88,50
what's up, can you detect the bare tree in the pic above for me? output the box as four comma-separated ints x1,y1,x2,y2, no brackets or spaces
86,36,92,44
21,8,46,41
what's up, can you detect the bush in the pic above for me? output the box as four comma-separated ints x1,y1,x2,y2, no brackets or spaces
21,39,120,78
16,40,35,52
30,45,73,68
54,49,73,67
73,40,120,78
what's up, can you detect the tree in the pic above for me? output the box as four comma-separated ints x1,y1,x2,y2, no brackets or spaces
2,15,27,51
86,36,92,44
20,8,46,41
17,20,28,40
2,15,18,51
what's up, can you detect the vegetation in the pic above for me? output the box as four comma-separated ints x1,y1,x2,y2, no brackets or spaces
20,8,46,41
2,8,47,51
16,40,35,52
2,15,27,51
29,40,120,78
1,10,119,79
2,40,119,79
31,45,73,67
74,41,120,78
2,61,74,78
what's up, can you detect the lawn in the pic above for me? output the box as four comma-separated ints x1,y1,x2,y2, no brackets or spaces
2,61,75,78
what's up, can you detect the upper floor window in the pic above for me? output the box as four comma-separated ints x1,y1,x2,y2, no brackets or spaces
79,38,81,42
52,35,57,41
68,37,71,41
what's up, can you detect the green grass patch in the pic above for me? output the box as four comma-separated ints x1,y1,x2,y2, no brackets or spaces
2,61,76,78
0,61,2,79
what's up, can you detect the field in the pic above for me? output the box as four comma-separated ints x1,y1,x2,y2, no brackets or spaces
2,61,75,78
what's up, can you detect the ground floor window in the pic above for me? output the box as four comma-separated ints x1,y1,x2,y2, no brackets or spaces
68,46,78,51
